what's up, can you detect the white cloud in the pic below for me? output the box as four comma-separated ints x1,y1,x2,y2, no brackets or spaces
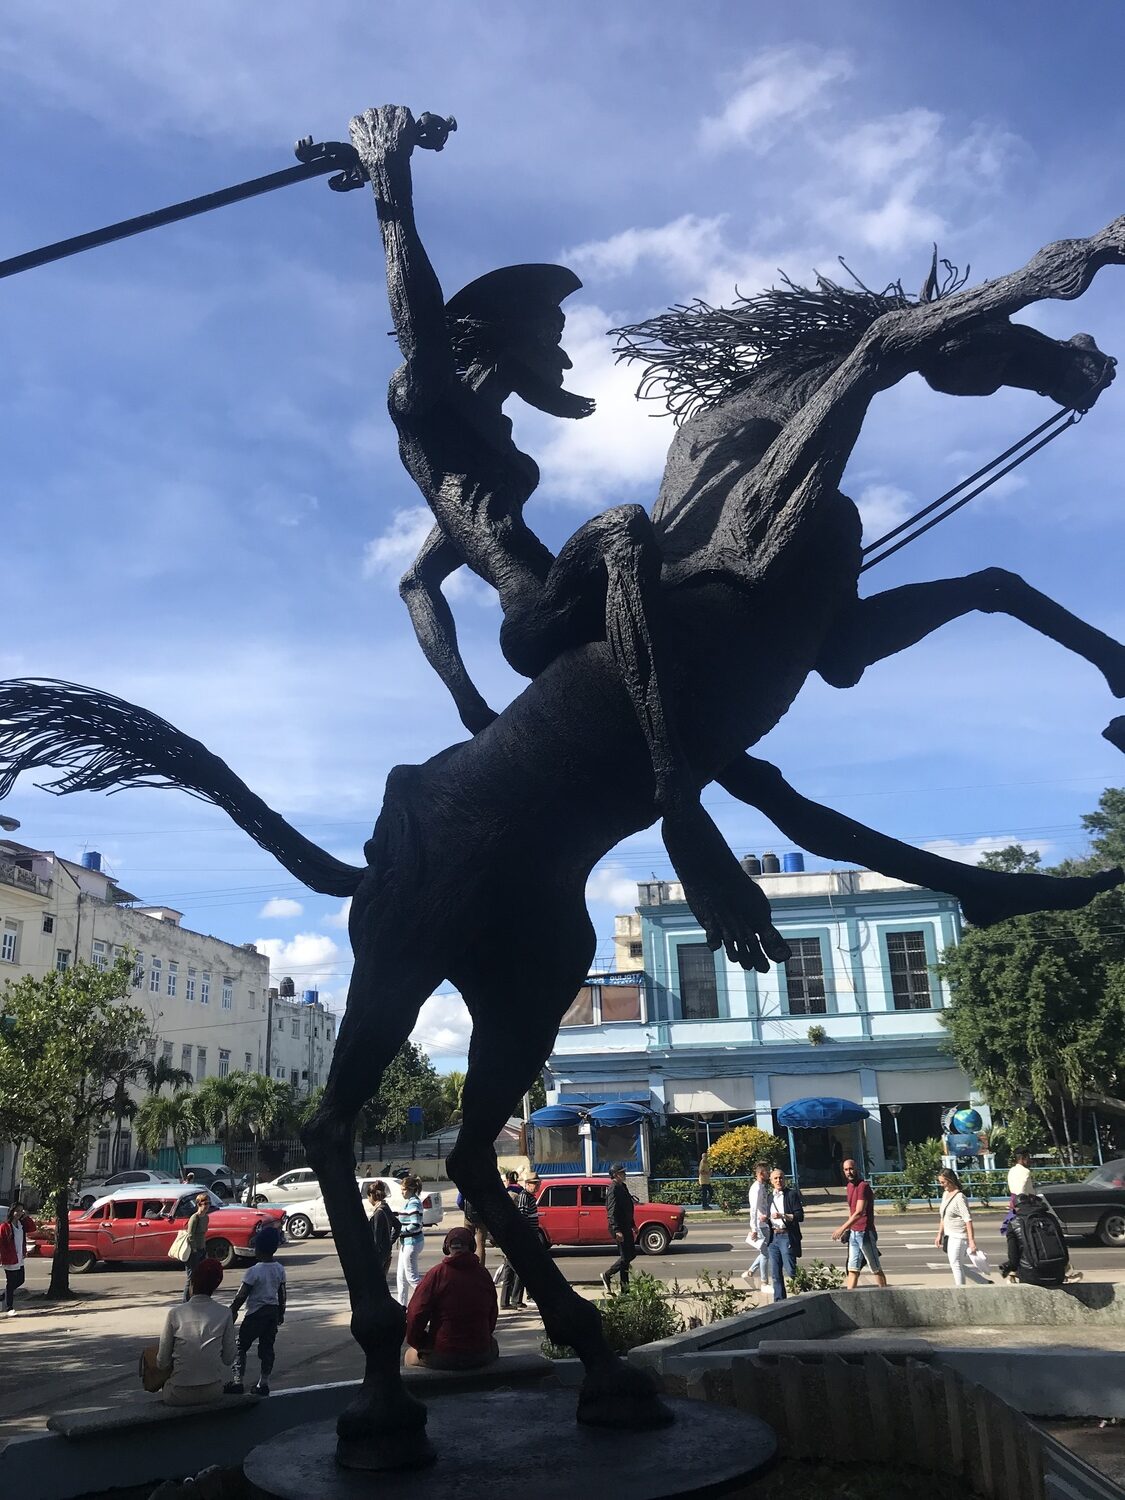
856,483,915,539
585,862,639,910
564,214,729,283
921,836,1051,866
826,110,943,189
258,897,304,919
362,505,497,606
323,898,352,929
411,992,473,1061
700,47,853,153
253,932,343,991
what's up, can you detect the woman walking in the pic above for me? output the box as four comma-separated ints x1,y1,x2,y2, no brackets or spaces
183,1191,212,1302
935,1169,990,1286
1,1204,36,1316
396,1175,425,1306
367,1182,400,1280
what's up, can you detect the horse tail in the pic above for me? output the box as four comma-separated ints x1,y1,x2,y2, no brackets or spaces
0,679,364,898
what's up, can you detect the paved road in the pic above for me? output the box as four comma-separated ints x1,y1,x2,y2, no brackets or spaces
1,1217,1119,1441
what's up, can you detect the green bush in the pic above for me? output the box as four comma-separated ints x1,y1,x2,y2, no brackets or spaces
969,1169,1006,1207
904,1138,944,1207
878,1172,912,1211
709,1125,788,1175
787,1259,845,1293
541,1272,683,1358
650,1178,701,1205
715,1180,750,1214
695,1268,750,1323
649,1124,695,1175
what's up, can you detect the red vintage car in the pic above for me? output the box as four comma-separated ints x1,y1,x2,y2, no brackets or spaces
31,1185,285,1272
534,1176,686,1255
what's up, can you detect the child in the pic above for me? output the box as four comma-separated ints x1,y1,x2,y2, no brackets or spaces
226,1225,286,1395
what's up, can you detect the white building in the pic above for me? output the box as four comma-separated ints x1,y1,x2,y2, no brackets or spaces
266,983,337,1097
0,834,270,1181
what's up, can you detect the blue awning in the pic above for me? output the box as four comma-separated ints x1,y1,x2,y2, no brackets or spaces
529,1105,584,1127
777,1097,870,1129
588,1103,649,1127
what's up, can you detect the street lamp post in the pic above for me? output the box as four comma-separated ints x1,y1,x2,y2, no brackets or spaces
887,1103,904,1171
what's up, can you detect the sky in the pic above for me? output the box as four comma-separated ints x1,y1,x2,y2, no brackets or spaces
3,4,1125,1071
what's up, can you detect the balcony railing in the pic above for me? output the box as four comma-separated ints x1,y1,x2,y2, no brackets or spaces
0,859,51,897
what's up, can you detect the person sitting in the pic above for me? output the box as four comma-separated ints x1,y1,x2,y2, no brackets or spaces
156,1257,236,1405
1002,1193,1072,1287
403,1226,498,1371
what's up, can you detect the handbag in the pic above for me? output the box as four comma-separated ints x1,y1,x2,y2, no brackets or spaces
169,1229,192,1264
139,1343,171,1392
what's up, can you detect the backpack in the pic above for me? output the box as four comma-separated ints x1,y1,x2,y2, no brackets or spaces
1016,1207,1068,1284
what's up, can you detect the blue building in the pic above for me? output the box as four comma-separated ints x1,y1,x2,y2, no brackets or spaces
544,856,985,1182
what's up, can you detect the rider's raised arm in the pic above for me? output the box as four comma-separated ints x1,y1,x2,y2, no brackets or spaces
349,106,456,401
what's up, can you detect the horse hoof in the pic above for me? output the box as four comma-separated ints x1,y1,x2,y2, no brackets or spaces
576,1359,675,1430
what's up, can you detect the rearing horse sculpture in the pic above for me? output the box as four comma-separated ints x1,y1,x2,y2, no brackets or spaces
0,104,1123,1470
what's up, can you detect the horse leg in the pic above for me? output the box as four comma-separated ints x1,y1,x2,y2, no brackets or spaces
819,570,1125,701
718,754,1122,927
302,898,445,1470
447,924,674,1429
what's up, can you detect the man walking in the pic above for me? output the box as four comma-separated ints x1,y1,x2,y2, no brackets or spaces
741,1161,771,1289
1007,1148,1035,1200
697,1152,713,1211
764,1167,804,1302
601,1164,636,1294
831,1159,888,1289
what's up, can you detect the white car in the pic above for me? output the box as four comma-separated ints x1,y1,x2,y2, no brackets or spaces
284,1177,445,1241
245,1167,320,1206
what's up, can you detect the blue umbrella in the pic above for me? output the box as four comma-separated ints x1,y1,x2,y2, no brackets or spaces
776,1098,871,1181
528,1105,584,1127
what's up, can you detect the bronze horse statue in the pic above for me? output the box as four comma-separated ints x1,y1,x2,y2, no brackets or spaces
1,104,1124,1469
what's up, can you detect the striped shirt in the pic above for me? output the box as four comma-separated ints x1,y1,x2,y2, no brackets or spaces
399,1194,424,1241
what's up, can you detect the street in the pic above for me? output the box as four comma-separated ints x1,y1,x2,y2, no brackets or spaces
1,1207,1122,1442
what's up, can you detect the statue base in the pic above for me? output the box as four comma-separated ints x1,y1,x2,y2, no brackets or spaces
244,1389,777,1499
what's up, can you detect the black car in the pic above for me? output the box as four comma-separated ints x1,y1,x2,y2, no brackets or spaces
1040,1158,1125,1246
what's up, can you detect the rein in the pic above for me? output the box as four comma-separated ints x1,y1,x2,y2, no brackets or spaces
859,406,1081,572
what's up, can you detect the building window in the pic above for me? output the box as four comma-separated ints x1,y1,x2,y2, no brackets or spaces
150,958,162,993
95,1129,111,1172
290,1069,299,1088
167,961,178,997
92,939,108,972
887,930,933,1010
186,968,196,1002
200,971,210,1005
196,1047,207,1081
244,1052,253,1072
291,1018,300,1039
181,1044,192,1073
42,913,54,934
628,940,643,959
144,1035,157,1060
222,980,233,1010
677,943,719,1020
133,953,145,987
277,1016,284,1032
784,937,827,1015
163,1041,174,1065
56,948,71,972
248,990,256,1010
0,921,19,964
218,1049,230,1078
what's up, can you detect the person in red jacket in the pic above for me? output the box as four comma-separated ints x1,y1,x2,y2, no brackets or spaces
1,1204,37,1316
404,1226,498,1370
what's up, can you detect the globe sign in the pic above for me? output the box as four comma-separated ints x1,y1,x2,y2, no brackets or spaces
950,1107,983,1135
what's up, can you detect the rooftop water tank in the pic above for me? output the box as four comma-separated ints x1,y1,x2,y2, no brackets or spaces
302,989,319,1006
782,852,805,873
740,854,762,877
81,851,102,872
761,851,781,875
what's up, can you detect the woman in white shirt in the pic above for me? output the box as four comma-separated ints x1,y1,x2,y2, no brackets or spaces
156,1257,237,1405
935,1169,990,1286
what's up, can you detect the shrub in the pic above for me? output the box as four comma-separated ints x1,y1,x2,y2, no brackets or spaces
541,1272,683,1358
787,1259,845,1293
695,1267,750,1322
649,1124,695,1175
650,1178,701,1205
807,1024,827,1045
708,1125,788,1175
878,1171,912,1211
904,1138,944,1207
715,1180,751,1214
971,1169,1007,1207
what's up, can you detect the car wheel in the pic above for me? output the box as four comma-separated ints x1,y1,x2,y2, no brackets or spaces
286,1213,313,1241
68,1248,97,1273
205,1236,235,1267
639,1224,670,1255
1097,1211,1125,1247
252,1195,269,1207
212,1183,231,1200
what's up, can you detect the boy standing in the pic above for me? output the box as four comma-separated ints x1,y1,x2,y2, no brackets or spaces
227,1225,286,1396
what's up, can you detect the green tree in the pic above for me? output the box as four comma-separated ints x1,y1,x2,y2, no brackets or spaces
440,1070,466,1123
136,1091,199,1178
0,955,149,1297
978,844,1042,874
230,1074,294,1196
360,1041,443,1151
140,1052,195,1096
707,1125,788,1175
194,1072,249,1168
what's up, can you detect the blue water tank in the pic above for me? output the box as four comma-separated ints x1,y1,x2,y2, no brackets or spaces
302,989,319,1006
782,852,805,873
81,851,102,872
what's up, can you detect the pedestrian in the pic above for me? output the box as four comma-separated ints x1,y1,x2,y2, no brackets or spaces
367,1181,400,1279
831,1159,889,1290
396,1174,425,1306
1006,1147,1035,1200
1,1204,36,1316
498,1171,540,1309
697,1152,713,1211
1001,1193,1071,1287
462,1192,488,1267
601,1163,636,1294
404,1226,499,1370
182,1191,212,1302
764,1167,804,1302
830,1136,845,1185
740,1162,771,1290
157,1258,236,1406
182,1171,196,1185
227,1225,286,1396
936,1168,990,1286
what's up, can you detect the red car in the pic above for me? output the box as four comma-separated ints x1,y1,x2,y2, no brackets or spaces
534,1177,686,1255
32,1185,285,1272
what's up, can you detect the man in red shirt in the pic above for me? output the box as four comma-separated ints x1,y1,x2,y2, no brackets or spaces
831,1159,889,1290
404,1226,499,1370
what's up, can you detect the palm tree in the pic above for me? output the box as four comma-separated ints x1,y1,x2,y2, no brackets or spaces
141,1052,195,1096
194,1072,247,1171
101,1047,149,1172
135,1092,198,1178
441,1070,466,1123
229,1074,292,1200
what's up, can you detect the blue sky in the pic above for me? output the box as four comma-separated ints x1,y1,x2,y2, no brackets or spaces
3,4,1125,1069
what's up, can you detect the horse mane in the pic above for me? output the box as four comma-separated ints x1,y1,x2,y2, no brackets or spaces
611,255,970,424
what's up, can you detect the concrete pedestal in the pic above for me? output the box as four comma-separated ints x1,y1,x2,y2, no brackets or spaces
243,1389,777,1500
